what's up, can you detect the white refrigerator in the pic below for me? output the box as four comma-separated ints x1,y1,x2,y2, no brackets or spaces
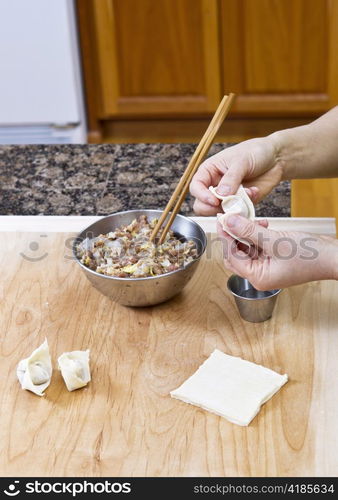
0,0,86,143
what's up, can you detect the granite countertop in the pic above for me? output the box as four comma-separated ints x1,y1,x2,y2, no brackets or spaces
0,144,290,217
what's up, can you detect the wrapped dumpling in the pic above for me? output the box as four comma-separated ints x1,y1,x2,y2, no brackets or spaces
209,185,255,244
58,350,91,391
17,339,52,396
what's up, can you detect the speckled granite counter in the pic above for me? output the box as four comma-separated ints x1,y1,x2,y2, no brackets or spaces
0,144,290,216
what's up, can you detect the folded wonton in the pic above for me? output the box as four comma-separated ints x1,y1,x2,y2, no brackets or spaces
58,350,91,391
209,185,255,244
17,339,52,396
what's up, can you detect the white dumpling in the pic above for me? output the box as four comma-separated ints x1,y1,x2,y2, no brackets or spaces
17,339,52,396
209,185,255,245
58,350,91,391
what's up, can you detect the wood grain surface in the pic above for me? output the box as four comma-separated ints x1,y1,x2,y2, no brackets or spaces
220,0,338,115
90,0,221,116
0,231,337,477
292,179,338,225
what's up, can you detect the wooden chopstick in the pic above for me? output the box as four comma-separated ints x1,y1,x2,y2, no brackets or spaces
149,95,229,242
150,93,235,244
157,96,236,244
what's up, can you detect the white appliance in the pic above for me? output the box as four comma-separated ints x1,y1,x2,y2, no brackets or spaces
0,0,86,143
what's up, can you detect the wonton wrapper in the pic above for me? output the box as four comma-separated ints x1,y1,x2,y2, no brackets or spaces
58,350,91,391
209,185,255,244
170,349,288,426
17,339,52,396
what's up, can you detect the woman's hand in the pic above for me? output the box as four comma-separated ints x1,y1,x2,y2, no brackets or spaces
190,107,338,216
219,215,338,289
190,137,284,216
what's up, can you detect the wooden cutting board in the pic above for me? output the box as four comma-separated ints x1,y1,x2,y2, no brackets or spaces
0,230,337,477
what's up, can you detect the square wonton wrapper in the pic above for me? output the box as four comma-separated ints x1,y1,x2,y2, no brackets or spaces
170,349,288,426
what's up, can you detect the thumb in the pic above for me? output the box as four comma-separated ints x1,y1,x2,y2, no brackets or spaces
216,162,249,196
224,214,276,252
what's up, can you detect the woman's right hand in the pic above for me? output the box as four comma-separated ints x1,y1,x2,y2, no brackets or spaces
190,136,285,216
218,214,338,289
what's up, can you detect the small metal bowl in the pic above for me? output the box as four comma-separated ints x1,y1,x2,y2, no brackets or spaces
227,275,282,323
73,209,207,307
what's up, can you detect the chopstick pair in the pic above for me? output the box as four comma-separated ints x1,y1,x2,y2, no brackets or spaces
150,93,235,244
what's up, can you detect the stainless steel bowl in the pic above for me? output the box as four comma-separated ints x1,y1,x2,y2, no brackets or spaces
227,274,282,322
73,209,207,307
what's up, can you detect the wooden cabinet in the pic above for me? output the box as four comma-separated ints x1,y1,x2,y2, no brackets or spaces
93,0,220,116
77,0,338,141
220,0,338,116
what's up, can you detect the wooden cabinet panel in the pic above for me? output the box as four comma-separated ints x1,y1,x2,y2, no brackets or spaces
77,0,338,141
292,179,338,222
92,0,221,116
244,0,326,93
114,0,205,96
220,0,338,115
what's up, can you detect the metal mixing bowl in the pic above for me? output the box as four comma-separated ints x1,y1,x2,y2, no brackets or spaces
73,209,207,307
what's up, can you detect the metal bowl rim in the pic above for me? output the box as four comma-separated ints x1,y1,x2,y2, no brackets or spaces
227,274,282,300
72,209,207,282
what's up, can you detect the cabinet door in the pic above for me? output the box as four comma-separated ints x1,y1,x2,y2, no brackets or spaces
92,0,221,116
220,0,338,115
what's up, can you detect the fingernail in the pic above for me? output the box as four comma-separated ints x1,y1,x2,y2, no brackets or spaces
217,185,231,196
226,214,240,227
207,195,217,206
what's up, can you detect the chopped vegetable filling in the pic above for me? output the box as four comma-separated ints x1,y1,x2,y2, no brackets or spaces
77,215,198,278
